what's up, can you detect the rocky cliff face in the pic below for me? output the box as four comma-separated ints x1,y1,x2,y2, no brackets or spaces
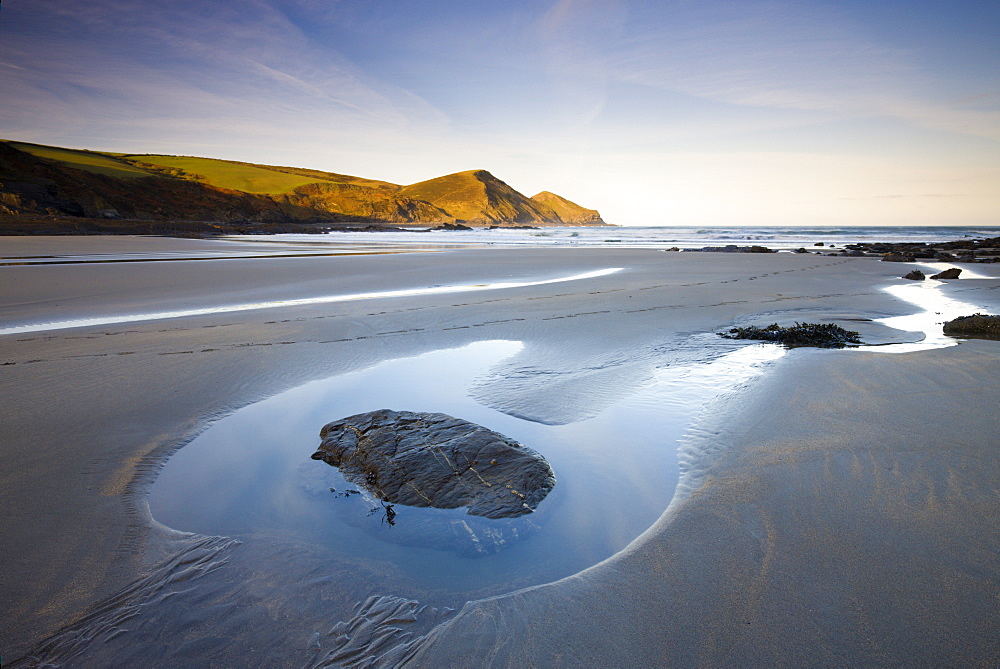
530,191,606,225
400,170,564,226
0,140,607,228
274,181,454,223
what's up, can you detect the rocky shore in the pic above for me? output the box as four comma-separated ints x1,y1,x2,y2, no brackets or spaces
845,236,1000,263
669,236,1000,262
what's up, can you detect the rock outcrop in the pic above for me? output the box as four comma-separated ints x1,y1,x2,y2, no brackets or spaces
846,238,1000,263
529,191,606,225
942,313,1000,337
311,410,555,519
399,170,561,227
930,267,962,280
684,245,776,253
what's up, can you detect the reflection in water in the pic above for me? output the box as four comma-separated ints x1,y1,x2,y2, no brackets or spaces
150,339,784,601
377,500,397,526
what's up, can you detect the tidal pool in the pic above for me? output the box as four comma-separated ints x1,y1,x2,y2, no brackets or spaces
150,339,783,602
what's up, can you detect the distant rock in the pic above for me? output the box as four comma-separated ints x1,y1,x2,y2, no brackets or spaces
930,267,962,280
903,270,926,281
881,253,916,262
844,237,1000,264
311,410,555,519
685,245,776,254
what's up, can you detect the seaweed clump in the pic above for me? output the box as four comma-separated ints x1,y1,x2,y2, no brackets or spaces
720,322,863,348
942,313,1000,338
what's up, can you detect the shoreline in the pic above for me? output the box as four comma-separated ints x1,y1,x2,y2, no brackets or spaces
2,236,998,665
0,216,609,238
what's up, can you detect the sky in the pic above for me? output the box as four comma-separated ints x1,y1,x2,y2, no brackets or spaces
1,0,998,227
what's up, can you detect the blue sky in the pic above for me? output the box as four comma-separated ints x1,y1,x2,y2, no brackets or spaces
1,0,997,226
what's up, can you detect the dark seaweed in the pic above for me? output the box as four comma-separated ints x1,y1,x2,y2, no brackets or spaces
719,322,863,348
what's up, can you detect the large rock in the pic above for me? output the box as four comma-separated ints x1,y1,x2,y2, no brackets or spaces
311,410,555,519
930,267,962,280
942,313,1000,337
903,270,926,281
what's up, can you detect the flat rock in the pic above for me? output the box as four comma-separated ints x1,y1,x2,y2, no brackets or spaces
684,244,775,253
311,410,555,519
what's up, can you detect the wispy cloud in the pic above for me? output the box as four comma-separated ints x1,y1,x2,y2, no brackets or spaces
598,4,1000,143
1,0,449,141
530,0,628,129
1,0,997,225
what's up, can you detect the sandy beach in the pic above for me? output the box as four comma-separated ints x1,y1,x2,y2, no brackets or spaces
1,235,998,666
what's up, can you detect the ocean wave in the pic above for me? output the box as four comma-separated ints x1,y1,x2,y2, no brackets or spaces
248,225,1000,251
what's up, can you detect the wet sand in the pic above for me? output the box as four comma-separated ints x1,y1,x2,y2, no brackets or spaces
1,236,998,666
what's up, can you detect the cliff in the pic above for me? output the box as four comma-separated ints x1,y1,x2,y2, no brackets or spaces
399,170,564,226
0,140,608,231
530,191,606,225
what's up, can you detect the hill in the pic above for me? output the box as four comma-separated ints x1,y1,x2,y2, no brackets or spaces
400,170,566,226
0,140,608,233
530,191,606,225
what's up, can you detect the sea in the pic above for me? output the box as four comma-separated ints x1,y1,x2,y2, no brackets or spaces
249,224,1000,251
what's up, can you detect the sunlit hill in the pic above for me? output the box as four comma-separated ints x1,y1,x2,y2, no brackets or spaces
0,140,606,233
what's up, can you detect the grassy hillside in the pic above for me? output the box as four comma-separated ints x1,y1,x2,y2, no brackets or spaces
400,170,562,225
399,170,489,221
1,139,606,230
229,163,398,191
3,141,156,179
530,191,606,225
120,155,326,194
